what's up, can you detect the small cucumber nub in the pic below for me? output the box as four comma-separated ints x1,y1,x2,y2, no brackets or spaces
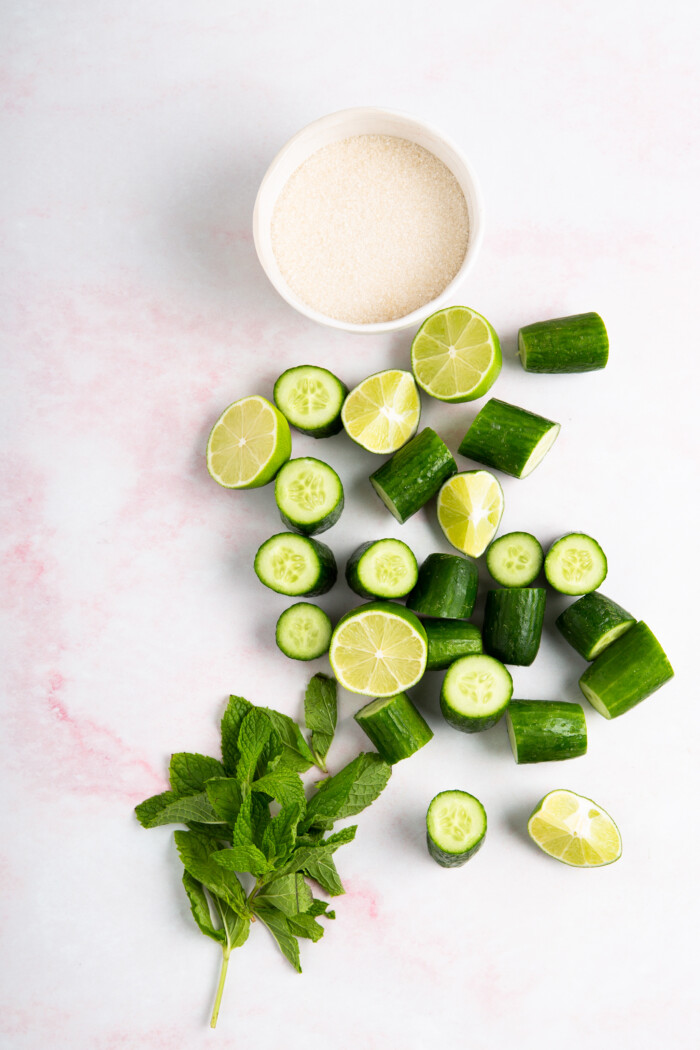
407,552,478,619
506,699,587,763
556,591,635,661
518,312,608,374
275,457,344,535
482,587,546,666
440,653,513,733
426,790,487,867
275,603,332,660
273,365,347,437
486,532,543,587
254,532,337,597
458,399,560,479
545,534,607,596
370,428,457,524
354,692,433,764
424,619,483,671
578,621,674,719
346,539,418,600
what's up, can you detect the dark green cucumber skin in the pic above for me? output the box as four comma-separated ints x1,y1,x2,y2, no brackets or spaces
354,692,433,763
427,832,485,868
407,553,478,619
345,540,417,600
578,621,674,718
273,366,348,437
483,588,546,666
254,533,338,597
507,700,587,763
424,619,483,670
369,428,457,524
518,313,608,374
556,592,635,660
279,496,344,536
458,399,559,479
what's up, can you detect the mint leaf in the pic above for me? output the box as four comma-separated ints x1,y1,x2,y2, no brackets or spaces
221,695,253,774
263,708,315,773
254,904,302,973
206,778,242,826
134,790,179,827
251,771,305,809
182,872,224,944
232,794,254,847
304,753,391,830
303,852,345,896
236,709,272,789
280,825,357,878
335,753,392,820
287,913,325,942
169,753,225,796
250,792,272,846
255,874,312,917
212,844,271,876
308,898,335,917
262,802,303,864
304,673,337,767
213,895,250,951
174,829,248,916
140,792,224,829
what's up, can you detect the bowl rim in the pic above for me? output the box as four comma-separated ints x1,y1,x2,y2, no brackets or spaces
252,106,485,334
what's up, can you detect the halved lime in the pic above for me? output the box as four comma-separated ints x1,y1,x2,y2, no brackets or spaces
528,789,622,867
437,471,504,557
206,395,291,489
341,369,420,454
411,306,501,402
329,601,427,697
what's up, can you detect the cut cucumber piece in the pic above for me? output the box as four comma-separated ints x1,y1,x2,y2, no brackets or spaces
274,457,344,536
482,588,546,666
458,398,560,479
486,532,543,587
506,700,587,764
275,603,332,660
345,539,418,600
424,619,483,671
440,653,513,733
578,621,674,719
518,312,609,374
354,692,433,764
406,553,478,619
426,790,487,867
254,532,337,596
545,533,607,595
369,427,457,524
273,365,347,437
556,592,635,661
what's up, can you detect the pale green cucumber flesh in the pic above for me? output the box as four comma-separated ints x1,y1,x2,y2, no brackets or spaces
440,653,513,733
407,552,478,619
578,621,674,718
486,532,543,587
254,533,337,596
518,313,608,374
506,700,587,763
273,365,347,436
275,457,344,535
275,603,332,660
426,790,487,867
556,591,635,660
545,533,607,595
482,587,546,666
354,692,433,763
369,427,457,524
346,539,418,600
424,619,483,670
458,399,560,479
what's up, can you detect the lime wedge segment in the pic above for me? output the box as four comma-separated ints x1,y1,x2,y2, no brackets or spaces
329,601,428,697
341,369,420,454
411,306,501,402
437,471,504,557
207,395,291,489
527,789,622,867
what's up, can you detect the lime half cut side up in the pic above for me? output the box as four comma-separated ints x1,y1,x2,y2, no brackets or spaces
437,470,504,557
329,601,428,697
207,395,292,489
341,369,421,454
527,789,622,867
411,306,501,403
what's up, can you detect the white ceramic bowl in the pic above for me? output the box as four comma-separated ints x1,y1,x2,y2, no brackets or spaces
253,107,484,334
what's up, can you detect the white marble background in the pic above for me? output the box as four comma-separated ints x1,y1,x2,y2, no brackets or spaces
2,1,698,1047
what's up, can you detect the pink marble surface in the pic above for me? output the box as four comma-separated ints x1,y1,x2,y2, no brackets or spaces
1,2,698,1046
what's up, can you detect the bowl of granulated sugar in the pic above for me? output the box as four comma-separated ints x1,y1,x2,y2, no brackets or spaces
253,108,484,333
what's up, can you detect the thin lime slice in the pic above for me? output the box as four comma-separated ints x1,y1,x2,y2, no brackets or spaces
207,395,291,489
341,369,420,454
527,789,622,867
437,470,504,557
411,306,501,403
329,601,427,697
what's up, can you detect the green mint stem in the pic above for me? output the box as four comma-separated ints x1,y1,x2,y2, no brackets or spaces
210,946,231,1029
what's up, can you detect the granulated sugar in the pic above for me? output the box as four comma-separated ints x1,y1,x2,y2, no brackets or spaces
271,135,469,325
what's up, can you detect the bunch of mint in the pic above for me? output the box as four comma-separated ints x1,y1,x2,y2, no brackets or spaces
135,673,391,1027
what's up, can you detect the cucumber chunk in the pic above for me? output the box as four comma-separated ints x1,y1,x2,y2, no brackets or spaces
579,621,674,719
275,457,344,535
426,790,487,867
483,587,546,666
275,603,332,660
354,692,433,764
369,428,457,524
440,653,513,733
254,532,337,596
424,619,483,671
506,700,587,763
545,533,607,595
273,365,347,437
486,532,543,587
556,591,635,660
458,398,560,479
407,552,478,619
345,539,418,600
518,312,609,374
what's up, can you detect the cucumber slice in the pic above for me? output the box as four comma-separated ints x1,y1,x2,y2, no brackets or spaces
273,365,347,437
354,692,433,764
579,621,674,719
545,533,607,595
518,312,609,374
406,553,478,619
440,653,513,733
482,587,546,666
424,619,482,670
506,700,587,764
254,532,337,596
274,457,344,535
556,591,635,660
458,399,560,479
345,539,418,600
369,428,457,524
426,790,487,867
275,603,332,660
486,532,543,587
